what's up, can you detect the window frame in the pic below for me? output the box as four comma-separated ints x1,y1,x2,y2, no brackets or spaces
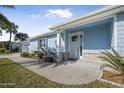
38,38,47,49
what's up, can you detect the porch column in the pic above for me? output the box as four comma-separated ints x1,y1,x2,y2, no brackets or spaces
56,32,62,62
113,14,118,51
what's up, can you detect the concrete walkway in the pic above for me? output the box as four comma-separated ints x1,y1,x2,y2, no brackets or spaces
0,54,104,85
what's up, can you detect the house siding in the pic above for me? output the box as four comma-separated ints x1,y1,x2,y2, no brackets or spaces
111,22,114,48
84,23,111,50
47,34,57,52
117,12,124,56
68,23,112,51
29,40,38,52
22,42,30,52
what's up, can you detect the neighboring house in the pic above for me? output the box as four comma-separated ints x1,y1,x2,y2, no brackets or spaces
22,6,124,61
11,42,22,52
0,41,22,52
22,31,56,53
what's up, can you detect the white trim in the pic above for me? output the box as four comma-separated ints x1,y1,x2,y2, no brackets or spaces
30,31,55,41
56,32,61,52
70,31,83,35
38,37,47,49
50,6,124,31
56,32,62,62
83,49,111,53
50,6,115,29
51,15,114,31
113,14,118,51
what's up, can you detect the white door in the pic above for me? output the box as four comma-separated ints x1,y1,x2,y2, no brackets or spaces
69,33,83,59
70,35,79,59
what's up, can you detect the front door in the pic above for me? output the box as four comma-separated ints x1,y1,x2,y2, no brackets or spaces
69,32,83,59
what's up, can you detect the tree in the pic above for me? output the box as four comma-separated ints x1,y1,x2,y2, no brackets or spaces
0,5,14,36
0,13,11,35
0,5,17,51
14,32,29,42
0,41,9,49
99,48,124,79
5,22,18,50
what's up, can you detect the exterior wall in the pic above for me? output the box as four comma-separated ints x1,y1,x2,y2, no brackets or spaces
117,12,124,56
82,53,103,61
11,42,22,52
22,34,58,53
68,23,112,53
29,40,38,52
84,23,111,50
111,21,114,48
22,42,30,52
47,34,57,52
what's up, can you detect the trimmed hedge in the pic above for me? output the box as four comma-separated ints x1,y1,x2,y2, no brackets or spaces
20,52,31,57
0,48,7,53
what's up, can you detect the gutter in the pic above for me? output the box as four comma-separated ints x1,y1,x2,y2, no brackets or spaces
49,6,122,30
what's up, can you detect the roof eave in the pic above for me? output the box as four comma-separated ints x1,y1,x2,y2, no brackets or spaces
49,5,123,31
29,31,55,41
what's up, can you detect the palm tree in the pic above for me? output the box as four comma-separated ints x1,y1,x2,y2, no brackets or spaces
14,32,29,42
0,13,11,32
6,22,18,50
0,5,14,36
99,48,124,78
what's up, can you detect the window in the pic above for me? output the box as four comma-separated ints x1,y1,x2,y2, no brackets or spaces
72,36,78,41
39,38,46,48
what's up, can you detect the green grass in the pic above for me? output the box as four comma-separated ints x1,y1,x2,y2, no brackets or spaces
0,58,116,88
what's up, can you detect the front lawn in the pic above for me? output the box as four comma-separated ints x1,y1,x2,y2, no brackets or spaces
0,58,116,88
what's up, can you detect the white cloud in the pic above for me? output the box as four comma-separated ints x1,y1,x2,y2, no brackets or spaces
45,9,73,18
30,14,41,18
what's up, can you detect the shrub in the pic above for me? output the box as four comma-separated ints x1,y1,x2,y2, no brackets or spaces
32,51,40,56
99,48,124,77
0,48,7,53
6,50,11,54
21,52,31,57
12,47,19,52
37,52,44,59
31,52,37,57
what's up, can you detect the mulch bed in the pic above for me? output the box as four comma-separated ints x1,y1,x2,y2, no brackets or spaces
102,70,124,84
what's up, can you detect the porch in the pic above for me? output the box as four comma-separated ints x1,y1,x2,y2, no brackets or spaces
56,17,116,61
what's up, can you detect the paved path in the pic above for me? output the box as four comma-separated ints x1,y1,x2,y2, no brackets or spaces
0,54,104,85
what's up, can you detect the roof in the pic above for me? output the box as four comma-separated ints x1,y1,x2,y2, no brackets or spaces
29,31,55,41
29,5,124,41
49,5,124,31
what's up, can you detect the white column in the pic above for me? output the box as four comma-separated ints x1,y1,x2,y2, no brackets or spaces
56,32,62,62
113,14,118,51
57,32,61,52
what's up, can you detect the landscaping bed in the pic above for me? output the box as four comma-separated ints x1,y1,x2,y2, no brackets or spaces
0,58,115,88
102,70,124,85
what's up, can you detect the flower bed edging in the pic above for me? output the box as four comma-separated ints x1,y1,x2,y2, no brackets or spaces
97,64,124,88
99,78,124,88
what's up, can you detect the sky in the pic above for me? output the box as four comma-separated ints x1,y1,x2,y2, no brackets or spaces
0,5,105,41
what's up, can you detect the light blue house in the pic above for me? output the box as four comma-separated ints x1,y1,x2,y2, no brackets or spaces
22,6,124,61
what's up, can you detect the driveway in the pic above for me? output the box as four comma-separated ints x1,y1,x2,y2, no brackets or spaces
0,54,104,85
